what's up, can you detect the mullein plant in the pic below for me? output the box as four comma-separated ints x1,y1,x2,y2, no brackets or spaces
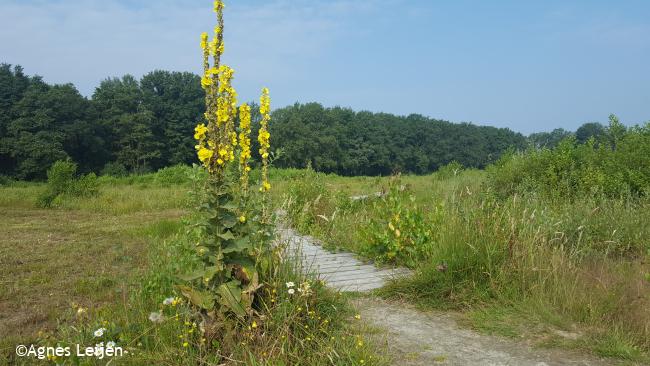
179,0,275,342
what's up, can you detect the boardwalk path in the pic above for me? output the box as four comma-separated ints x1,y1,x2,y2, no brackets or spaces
277,226,410,292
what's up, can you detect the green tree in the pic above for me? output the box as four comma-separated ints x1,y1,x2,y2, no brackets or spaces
92,75,162,173
575,122,605,144
140,70,205,166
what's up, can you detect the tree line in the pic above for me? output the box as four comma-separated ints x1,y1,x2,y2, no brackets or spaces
0,63,611,179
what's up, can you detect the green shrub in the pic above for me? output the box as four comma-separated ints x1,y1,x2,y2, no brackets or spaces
0,175,15,186
360,176,443,267
435,161,464,180
153,165,193,185
100,161,128,177
37,160,99,207
487,117,650,199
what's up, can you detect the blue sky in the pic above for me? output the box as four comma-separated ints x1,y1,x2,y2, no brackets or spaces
1,0,649,134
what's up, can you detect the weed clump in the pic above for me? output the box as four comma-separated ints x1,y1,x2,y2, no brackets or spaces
37,160,99,207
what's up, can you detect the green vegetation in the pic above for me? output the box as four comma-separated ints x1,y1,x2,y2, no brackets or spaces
281,131,650,362
489,115,650,199
0,171,386,365
37,160,99,207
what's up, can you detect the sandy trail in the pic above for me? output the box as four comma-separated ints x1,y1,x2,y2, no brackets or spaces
355,297,613,366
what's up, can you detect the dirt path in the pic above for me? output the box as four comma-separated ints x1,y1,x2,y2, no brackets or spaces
356,297,613,366
280,224,616,366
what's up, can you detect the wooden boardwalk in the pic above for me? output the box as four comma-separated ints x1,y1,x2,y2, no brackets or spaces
277,227,410,292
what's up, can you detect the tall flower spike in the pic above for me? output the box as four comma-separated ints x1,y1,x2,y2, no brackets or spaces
238,103,252,194
258,87,271,193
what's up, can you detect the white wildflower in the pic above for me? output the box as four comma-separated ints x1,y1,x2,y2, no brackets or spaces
285,282,295,288
93,328,106,337
106,341,116,349
288,288,295,295
149,311,164,323
163,297,175,306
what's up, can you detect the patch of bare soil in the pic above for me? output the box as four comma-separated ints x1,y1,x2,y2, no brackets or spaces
355,297,616,366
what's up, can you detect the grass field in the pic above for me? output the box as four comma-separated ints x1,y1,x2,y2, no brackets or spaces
0,183,187,359
0,174,386,365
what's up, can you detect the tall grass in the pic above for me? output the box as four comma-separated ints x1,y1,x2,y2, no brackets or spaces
281,168,650,361
47,220,386,365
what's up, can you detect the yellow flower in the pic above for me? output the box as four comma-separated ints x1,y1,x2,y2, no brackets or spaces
354,314,361,320
213,0,224,13
200,32,208,50
258,87,271,193
197,147,213,163
201,75,212,89
251,320,257,328
239,215,246,223
194,124,208,140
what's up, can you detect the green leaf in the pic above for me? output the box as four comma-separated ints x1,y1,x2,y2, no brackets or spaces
177,285,214,310
177,268,206,282
221,214,238,228
222,237,252,254
217,281,246,317
218,231,235,241
220,202,239,212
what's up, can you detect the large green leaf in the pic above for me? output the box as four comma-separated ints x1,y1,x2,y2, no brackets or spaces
220,214,238,229
218,231,235,241
222,237,252,254
177,268,206,282
217,280,246,317
177,285,214,310
220,202,239,212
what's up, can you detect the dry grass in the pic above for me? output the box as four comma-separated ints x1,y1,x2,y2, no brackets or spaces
0,184,187,355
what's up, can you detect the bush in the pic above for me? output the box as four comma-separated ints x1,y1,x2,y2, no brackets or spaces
37,160,99,207
435,161,464,180
153,165,193,185
0,175,15,186
486,117,650,199
360,175,444,267
100,161,128,177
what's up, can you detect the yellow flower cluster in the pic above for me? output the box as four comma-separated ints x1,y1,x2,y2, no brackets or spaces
194,0,271,196
238,103,252,191
258,87,271,192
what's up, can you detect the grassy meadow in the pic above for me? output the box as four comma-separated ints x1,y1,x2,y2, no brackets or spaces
0,169,387,365
1,158,649,364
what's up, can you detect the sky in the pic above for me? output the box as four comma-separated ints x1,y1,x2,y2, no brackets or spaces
1,0,649,134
